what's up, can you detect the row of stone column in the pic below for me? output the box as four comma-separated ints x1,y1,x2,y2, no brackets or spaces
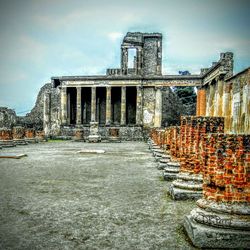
61,86,143,126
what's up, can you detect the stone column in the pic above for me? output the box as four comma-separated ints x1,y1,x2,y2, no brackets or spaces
76,87,82,125
217,79,224,116
154,87,162,127
106,87,111,125
61,87,67,125
136,86,142,125
121,86,126,125
91,86,96,122
44,91,51,136
67,92,71,124
222,83,231,132
208,83,215,116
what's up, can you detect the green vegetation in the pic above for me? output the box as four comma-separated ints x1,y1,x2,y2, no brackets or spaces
47,139,65,142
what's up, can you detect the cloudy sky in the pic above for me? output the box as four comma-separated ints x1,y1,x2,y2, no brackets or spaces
0,0,249,114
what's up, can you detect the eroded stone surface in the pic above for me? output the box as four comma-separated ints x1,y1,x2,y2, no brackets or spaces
0,141,196,250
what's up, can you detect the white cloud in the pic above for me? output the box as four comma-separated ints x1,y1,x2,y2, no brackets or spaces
107,32,123,42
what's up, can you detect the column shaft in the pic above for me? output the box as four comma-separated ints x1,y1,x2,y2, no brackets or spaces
61,87,67,125
91,87,96,122
106,87,111,125
136,86,142,125
76,87,82,125
154,87,162,127
121,87,126,125
196,88,206,116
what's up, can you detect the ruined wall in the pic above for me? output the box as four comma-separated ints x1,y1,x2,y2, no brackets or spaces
143,36,162,76
23,83,51,130
204,68,250,134
43,86,61,137
229,69,250,134
0,107,16,128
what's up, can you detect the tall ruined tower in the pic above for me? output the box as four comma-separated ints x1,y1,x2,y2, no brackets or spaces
120,32,162,76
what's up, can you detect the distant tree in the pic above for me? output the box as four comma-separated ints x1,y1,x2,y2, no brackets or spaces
178,70,191,76
173,86,196,105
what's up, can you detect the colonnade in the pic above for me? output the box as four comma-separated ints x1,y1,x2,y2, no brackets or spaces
60,86,144,126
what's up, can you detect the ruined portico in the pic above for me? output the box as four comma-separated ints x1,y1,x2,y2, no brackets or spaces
44,32,202,140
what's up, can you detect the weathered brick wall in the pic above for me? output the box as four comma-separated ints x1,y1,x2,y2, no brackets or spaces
25,128,36,139
204,134,250,202
0,128,13,140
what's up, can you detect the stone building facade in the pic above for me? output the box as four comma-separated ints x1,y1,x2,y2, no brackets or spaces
44,32,241,140
196,53,250,134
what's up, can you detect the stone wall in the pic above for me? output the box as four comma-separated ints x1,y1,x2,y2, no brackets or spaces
203,66,249,134
0,107,17,128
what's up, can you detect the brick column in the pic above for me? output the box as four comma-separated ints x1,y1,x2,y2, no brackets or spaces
154,87,162,127
106,86,111,125
121,86,126,125
169,116,224,200
136,86,142,125
61,87,67,125
184,134,250,249
91,86,96,122
76,87,82,125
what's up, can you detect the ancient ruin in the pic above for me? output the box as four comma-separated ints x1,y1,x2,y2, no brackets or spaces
0,31,249,249
44,32,202,140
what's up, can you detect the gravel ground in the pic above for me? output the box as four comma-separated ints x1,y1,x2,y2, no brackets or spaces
0,141,197,250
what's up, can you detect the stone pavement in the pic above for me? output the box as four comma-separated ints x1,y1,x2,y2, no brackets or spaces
0,141,196,250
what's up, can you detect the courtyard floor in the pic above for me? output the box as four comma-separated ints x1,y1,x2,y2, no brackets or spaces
0,141,197,250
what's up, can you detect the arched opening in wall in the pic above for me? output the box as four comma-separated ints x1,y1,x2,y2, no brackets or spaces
96,87,106,125
82,87,91,124
67,87,76,125
111,87,121,125
126,86,136,125
128,48,137,70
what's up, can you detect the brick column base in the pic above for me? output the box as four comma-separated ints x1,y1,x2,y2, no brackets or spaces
184,134,250,248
